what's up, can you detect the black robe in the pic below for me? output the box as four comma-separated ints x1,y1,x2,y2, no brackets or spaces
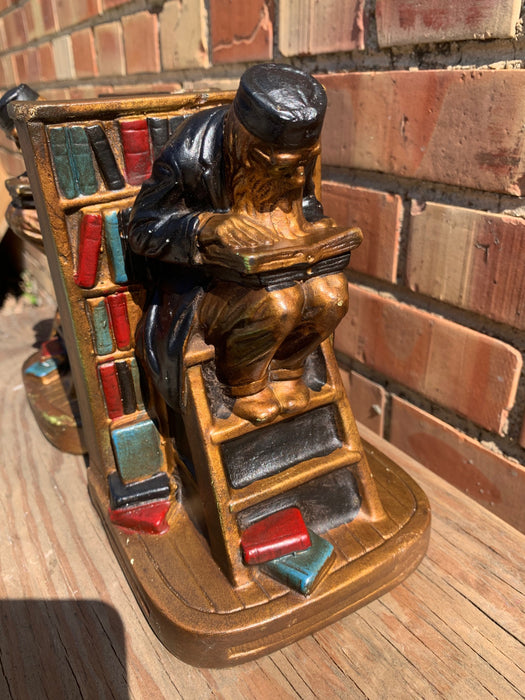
129,105,323,412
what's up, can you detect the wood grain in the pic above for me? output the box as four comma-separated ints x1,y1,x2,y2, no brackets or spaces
0,302,523,698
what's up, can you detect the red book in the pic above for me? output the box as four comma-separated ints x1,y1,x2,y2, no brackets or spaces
98,362,123,419
39,337,65,361
109,500,171,535
241,507,311,565
75,213,103,288
120,118,152,186
106,293,131,350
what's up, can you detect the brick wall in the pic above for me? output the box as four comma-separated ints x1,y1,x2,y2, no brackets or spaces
1,0,524,531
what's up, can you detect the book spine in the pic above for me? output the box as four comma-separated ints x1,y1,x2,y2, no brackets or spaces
119,118,152,186
99,362,123,419
75,212,103,288
129,357,145,410
48,127,78,199
115,360,136,414
118,207,148,283
147,116,169,160
88,299,114,355
106,292,131,350
104,210,128,285
85,124,125,191
67,126,98,195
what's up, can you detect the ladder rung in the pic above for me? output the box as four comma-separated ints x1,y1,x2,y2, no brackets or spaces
228,446,362,514
210,384,340,444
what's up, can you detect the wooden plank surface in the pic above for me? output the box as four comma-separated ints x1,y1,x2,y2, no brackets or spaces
0,301,524,699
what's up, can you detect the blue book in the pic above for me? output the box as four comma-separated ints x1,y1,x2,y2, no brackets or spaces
104,210,128,284
88,299,114,356
111,418,163,482
263,530,335,596
24,358,60,378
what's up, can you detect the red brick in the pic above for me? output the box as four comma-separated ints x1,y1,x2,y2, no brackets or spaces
94,21,126,77
0,56,15,88
407,201,525,330
26,47,38,81
376,0,521,47
3,7,27,48
322,181,402,282
320,70,525,197
279,0,364,55
36,43,56,82
340,369,386,436
40,0,58,34
210,0,272,64
54,0,100,29
0,20,6,57
335,284,522,434
109,81,182,95
159,0,209,70
69,85,100,99
22,1,36,41
390,396,525,533
122,12,160,75
71,28,98,78
103,0,129,8
12,51,29,83
40,87,71,100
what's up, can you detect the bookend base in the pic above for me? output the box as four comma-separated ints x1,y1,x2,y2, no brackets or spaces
88,440,430,668
22,348,86,455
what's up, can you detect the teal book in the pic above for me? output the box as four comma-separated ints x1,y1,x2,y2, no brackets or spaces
67,126,98,195
89,299,114,355
111,418,163,482
262,530,335,596
104,210,128,284
24,358,60,378
48,127,78,199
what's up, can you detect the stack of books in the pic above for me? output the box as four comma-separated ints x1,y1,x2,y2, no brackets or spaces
241,507,335,596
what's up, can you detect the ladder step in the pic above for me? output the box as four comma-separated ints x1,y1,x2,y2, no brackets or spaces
228,446,362,514
210,384,339,444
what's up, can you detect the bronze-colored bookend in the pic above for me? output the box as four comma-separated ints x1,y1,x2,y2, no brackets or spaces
1,84,85,455
11,64,430,667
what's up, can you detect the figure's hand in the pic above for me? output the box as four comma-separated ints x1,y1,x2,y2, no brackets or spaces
300,215,338,236
199,213,278,249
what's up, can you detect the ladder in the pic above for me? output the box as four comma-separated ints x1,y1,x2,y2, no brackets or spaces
182,334,386,586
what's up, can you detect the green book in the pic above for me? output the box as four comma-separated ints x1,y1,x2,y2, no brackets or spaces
67,126,98,195
48,127,78,199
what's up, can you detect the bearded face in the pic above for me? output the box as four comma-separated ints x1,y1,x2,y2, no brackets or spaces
224,111,320,213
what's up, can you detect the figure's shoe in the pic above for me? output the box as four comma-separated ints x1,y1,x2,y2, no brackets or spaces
272,378,310,414
233,387,280,425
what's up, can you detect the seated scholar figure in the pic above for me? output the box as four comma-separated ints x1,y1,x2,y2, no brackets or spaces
129,64,355,425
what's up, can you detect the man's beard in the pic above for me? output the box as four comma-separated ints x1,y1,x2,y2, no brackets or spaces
231,166,301,213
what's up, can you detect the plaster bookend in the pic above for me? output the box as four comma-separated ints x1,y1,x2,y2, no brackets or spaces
12,64,430,667
0,84,85,454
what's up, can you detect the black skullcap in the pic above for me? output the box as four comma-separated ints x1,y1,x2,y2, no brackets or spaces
233,63,327,149
0,84,39,135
